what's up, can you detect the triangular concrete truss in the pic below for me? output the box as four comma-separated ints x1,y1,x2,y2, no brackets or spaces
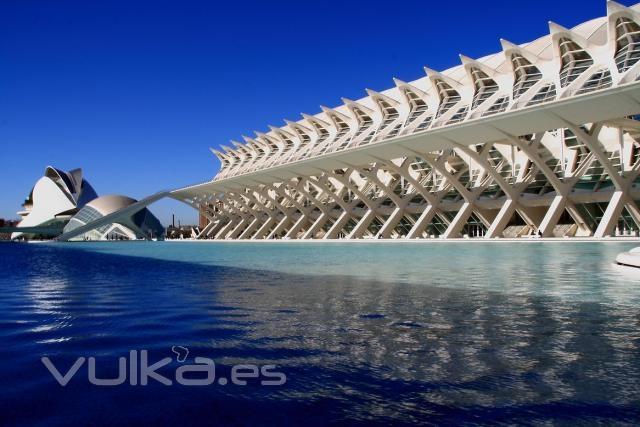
176,2,640,240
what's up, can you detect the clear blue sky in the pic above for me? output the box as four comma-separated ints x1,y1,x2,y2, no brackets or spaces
0,0,627,225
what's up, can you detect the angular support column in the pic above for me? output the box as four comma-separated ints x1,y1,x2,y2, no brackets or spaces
238,217,262,239
289,178,336,239
475,208,499,230
324,211,351,239
624,196,640,228
594,191,626,238
252,216,278,240
443,202,473,239
347,209,376,239
517,206,547,231
376,207,405,239
213,220,235,240
203,219,228,239
268,216,293,239
302,212,331,239
227,217,250,239
196,220,216,239
565,204,593,236
285,215,309,239
214,199,248,239
538,195,567,237
406,205,437,239
485,199,517,239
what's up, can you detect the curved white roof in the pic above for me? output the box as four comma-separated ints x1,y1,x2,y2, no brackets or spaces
86,195,137,216
205,1,640,183
12,166,96,239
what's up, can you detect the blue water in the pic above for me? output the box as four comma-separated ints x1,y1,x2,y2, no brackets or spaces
1,241,640,425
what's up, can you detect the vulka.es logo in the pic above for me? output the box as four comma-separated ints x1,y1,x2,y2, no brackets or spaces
41,349,286,387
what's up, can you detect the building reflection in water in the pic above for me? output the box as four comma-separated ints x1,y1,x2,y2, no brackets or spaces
2,243,639,423
207,265,640,414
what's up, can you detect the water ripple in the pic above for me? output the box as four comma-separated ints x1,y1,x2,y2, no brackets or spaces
0,242,639,425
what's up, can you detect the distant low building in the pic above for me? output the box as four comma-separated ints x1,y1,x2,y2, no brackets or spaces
199,201,224,229
166,225,199,239
0,219,20,241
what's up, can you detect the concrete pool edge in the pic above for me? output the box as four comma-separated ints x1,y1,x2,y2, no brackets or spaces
161,237,640,244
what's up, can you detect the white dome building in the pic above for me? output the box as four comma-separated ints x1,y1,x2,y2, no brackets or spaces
12,166,97,240
62,195,164,241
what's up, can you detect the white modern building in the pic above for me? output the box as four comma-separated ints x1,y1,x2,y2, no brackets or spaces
62,195,164,241
174,2,640,240
12,166,98,240
12,167,165,241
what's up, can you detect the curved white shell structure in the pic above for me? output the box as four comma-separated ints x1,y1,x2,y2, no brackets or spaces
12,166,97,239
63,195,164,241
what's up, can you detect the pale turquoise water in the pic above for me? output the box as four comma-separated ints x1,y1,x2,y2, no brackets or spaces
63,240,640,303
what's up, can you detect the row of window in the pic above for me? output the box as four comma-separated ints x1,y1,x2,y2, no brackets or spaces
218,17,640,178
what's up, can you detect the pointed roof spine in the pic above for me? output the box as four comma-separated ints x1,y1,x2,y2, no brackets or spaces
393,78,429,97
551,24,595,88
320,105,353,123
268,125,295,139
460,55,502,109
284,120,312,141
210,148,230,168
210,148,225,160
341,98,376,126
269,126,297,154
606,1,640,75
499,38,543,72
301,113,331,139
320,105,354,132
393,78,433,111
255,131,282,150
229,143,248,167
301,113,331,127
548,20,594,52
607,0,628,16
425,67,464,117
365,88,401,106
284,119,312,133
459,54,500,79
424,66,463,89
237,142,255,159
424,66,463,102
341,97,377,114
